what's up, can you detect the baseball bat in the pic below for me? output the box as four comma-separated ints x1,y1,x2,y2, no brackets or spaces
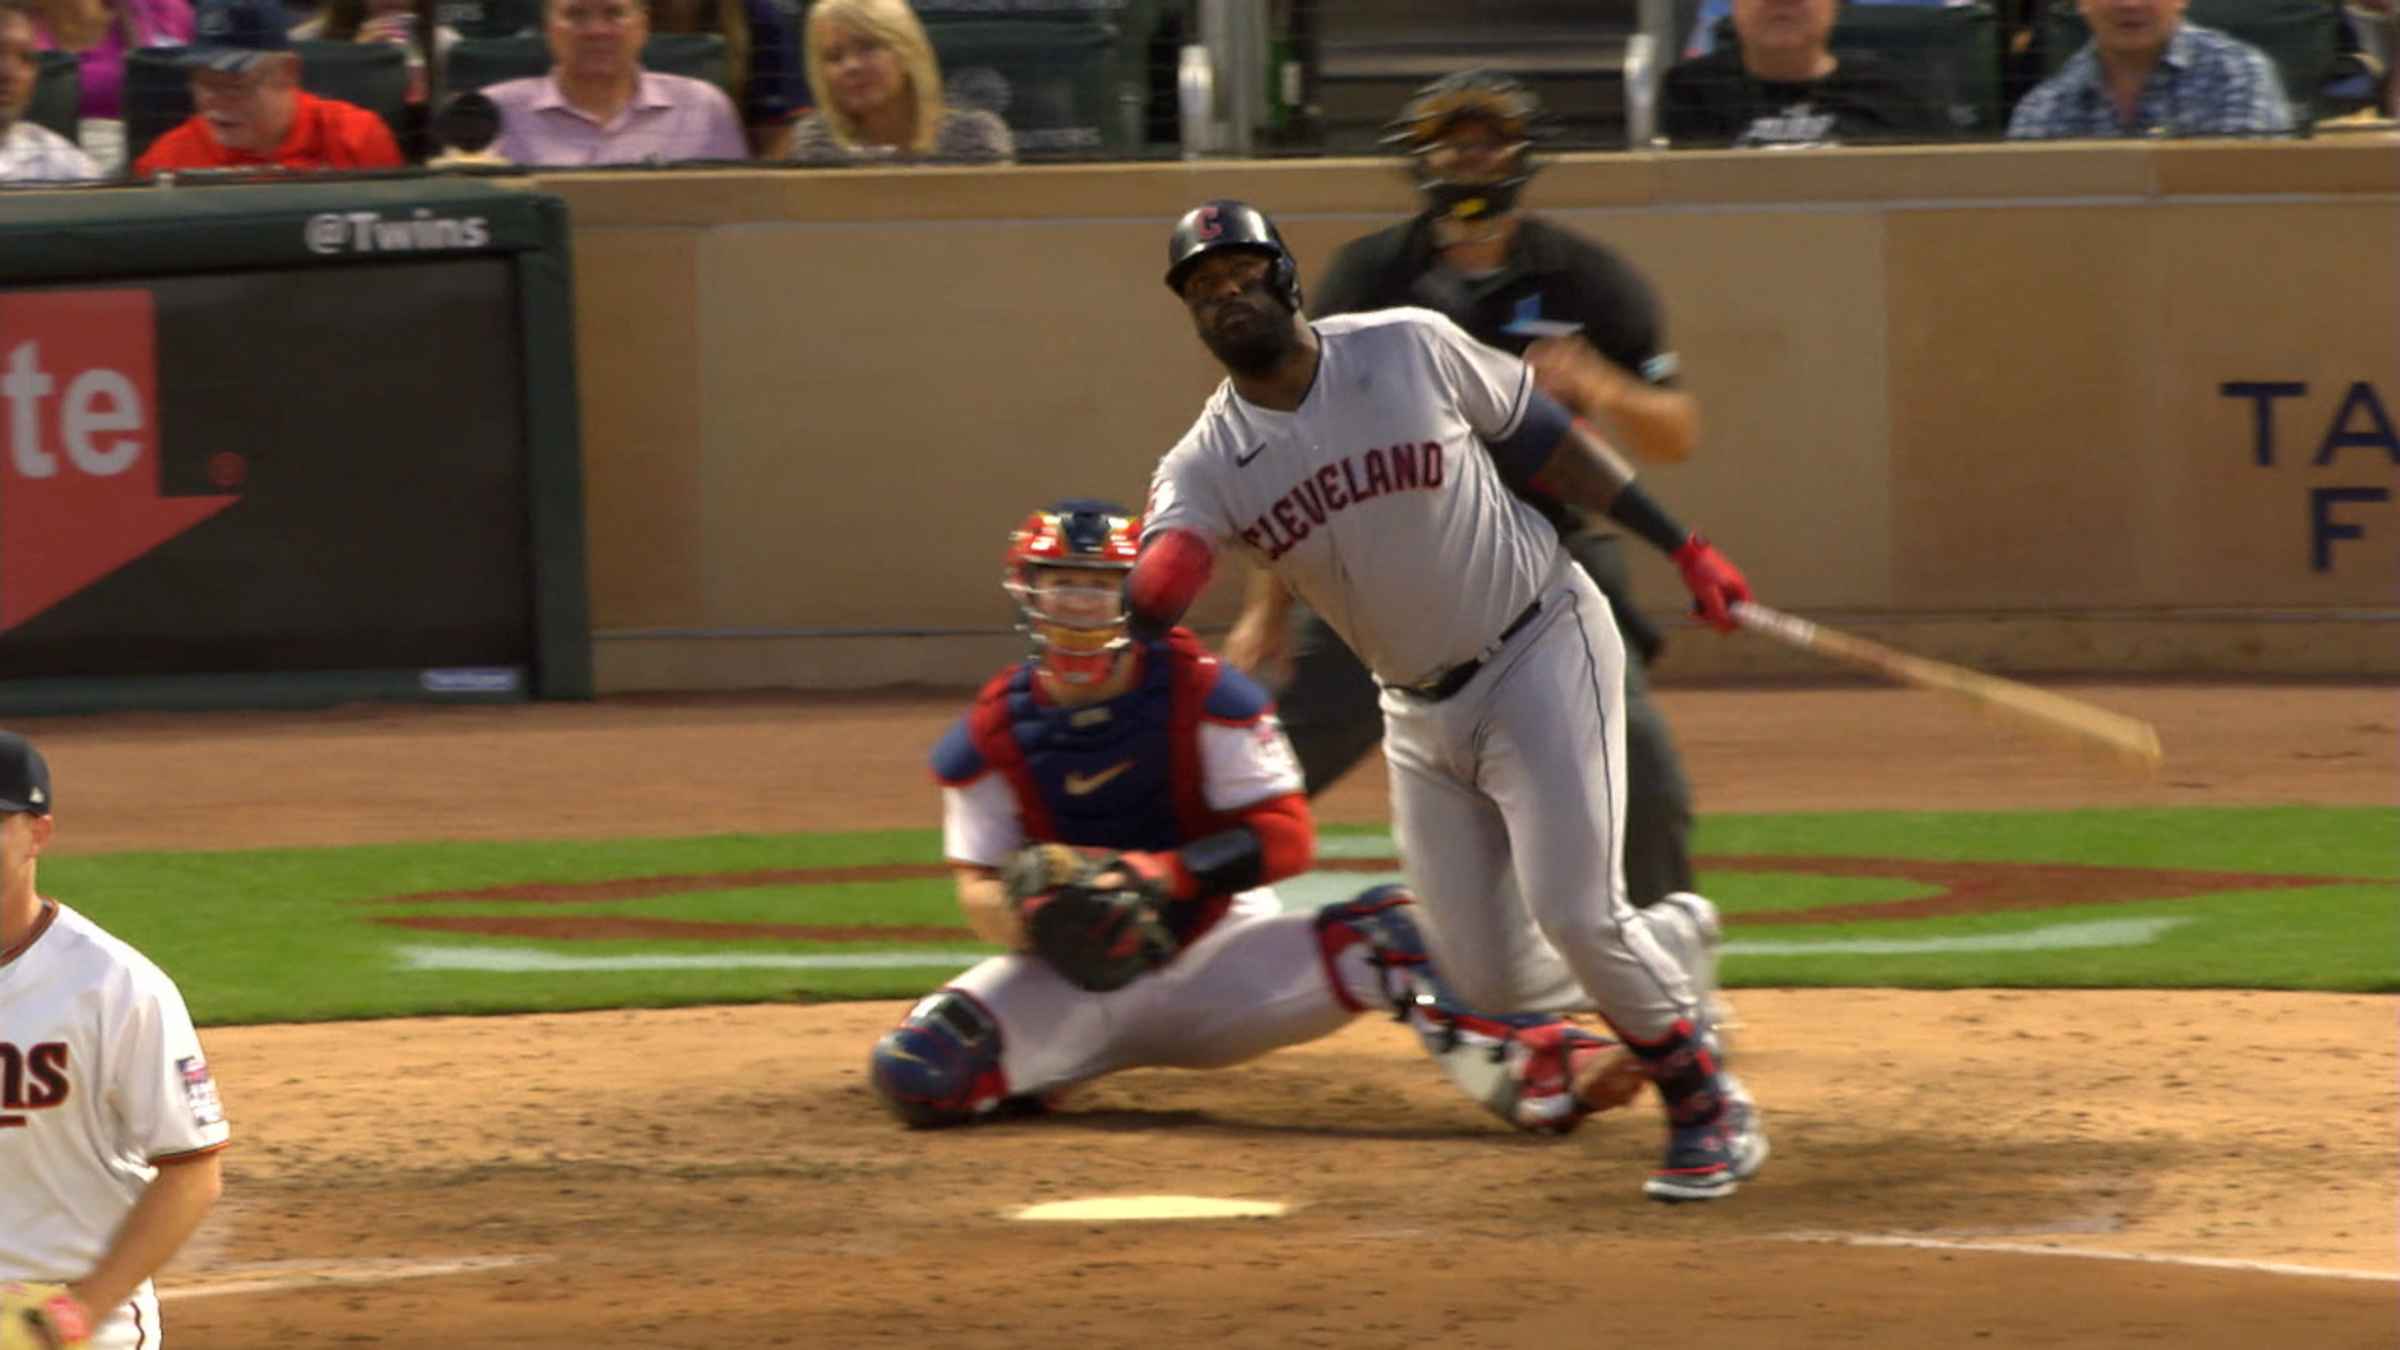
1728,601,2165,770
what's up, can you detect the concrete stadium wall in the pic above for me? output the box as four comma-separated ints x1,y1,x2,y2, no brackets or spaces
534,139,2400,691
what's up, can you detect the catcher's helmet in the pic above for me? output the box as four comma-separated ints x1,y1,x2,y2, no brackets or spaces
1004,499,1142,684
1164,199,1303,313
1382,70,1543,224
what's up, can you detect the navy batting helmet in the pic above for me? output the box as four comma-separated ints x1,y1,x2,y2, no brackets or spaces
1163,200,1303,313
1382,71,1543,224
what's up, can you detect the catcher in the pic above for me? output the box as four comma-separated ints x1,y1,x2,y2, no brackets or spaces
866,500,1720,1133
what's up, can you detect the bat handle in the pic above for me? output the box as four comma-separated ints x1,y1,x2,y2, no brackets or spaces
1729,599,1815,647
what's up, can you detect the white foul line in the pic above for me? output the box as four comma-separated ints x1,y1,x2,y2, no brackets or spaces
397,945,989,973
1725,916,2191,956
162,1255,549,1302
1777,1232,2397,1284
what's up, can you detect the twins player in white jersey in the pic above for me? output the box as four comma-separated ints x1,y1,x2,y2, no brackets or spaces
0,733,229,1349
1129,200,1767,1201
865,500,1674,1135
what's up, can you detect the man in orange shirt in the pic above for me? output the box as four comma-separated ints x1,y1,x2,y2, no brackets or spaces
132,0,403,175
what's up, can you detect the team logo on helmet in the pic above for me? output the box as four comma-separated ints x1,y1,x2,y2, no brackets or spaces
1164,199,1304,313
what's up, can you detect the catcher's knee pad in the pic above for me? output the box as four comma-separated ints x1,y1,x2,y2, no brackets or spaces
868,989,1015,1129
1314,883,1428,1010
1317,885,1618,1135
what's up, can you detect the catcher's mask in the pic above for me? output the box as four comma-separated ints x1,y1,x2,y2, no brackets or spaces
1382,70,1542,228
1164,199,1304,314
1004,499,1142,685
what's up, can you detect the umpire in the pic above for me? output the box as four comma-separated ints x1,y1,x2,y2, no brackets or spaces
1256,70,1704,908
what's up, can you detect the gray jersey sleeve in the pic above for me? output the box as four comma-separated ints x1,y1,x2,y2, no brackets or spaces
1142,431,1237,547
1420,312,1537,445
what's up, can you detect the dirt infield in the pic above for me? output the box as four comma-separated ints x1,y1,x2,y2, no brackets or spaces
16,680,2398,1347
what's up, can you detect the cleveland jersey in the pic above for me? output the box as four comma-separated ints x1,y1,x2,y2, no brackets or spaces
0,901,230,1341
1143,308,1571,688
933,630,1303,934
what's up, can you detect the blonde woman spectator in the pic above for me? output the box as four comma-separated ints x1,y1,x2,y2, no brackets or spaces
787,0,1008,164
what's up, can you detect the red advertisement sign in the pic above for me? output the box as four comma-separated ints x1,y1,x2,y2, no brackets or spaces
0,290,240,631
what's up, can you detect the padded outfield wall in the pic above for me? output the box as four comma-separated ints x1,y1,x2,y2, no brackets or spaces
539,140,2397,691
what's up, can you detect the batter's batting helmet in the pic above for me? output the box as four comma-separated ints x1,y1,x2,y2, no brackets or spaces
1382,70,1543,224
1163,200,1303,313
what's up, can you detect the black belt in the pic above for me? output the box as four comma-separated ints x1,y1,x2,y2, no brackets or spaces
1398,598,1542,703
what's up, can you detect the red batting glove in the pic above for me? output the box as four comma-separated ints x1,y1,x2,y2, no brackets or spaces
1671,534,1752,634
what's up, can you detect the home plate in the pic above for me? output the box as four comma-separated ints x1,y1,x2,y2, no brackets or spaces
1011,1195,1290,1222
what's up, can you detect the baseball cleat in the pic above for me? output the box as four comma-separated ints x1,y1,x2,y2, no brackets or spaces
1643,1073,1768,1204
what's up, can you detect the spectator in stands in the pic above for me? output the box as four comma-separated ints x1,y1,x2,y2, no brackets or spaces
648,0,802,157
0,0,100,177
787,0,1009,164
289,0,460,104
27,0,191,169
484,0,746,164
2008,0,2292,137
131,0,404,173
1685,0,1979,58
1663,0,1952,146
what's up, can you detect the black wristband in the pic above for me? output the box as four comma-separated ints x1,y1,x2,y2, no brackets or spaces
1178,827,1264,897
1604,482,1691,557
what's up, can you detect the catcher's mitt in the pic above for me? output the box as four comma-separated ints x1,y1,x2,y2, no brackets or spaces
0,1283,91,1350
1000,843,1179,993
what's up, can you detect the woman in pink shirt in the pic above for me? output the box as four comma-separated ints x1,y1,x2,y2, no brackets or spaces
30,0,193,119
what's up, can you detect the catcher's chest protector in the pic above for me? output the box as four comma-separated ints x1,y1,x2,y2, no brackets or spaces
970,635,1231,851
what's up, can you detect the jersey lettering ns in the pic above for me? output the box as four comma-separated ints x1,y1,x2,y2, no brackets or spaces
0,1041,71,1126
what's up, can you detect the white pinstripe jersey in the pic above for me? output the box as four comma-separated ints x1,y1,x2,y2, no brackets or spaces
1143,308,1565,688
0,901,230,1342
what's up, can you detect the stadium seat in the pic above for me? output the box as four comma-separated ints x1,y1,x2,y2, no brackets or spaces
29,50,80,142
2041,0,2344,128
439,0,541,39
1829,2,2004,138
911,0,1158,154
920,14,1126,158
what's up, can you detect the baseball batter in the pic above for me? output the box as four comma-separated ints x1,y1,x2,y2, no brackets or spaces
865,501,1717,1135
0,732,230,1349
1130,202,1767,1201
1244,71,1711,922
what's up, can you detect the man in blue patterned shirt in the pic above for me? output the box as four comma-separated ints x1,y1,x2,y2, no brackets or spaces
2008,0,2293,138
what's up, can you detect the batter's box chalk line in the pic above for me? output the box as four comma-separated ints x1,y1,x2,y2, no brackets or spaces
162,1254,551,1301
1773,1231,2397,1283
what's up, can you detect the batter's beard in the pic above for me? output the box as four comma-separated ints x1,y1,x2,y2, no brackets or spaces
1200,303,1300,378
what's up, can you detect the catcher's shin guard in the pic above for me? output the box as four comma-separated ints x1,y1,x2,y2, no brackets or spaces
868,989,1029,1128
1316,886,1617,1134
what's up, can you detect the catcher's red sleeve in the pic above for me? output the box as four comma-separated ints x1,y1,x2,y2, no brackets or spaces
1129,792,1311,901
1239,791,1313,886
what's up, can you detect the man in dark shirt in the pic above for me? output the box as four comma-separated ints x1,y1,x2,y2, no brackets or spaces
1221,70,1715,928
1663,0,1951,146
